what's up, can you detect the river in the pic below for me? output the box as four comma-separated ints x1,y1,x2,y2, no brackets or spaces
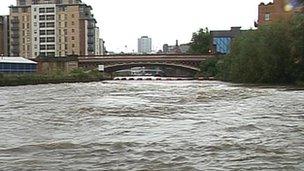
0,81,303,170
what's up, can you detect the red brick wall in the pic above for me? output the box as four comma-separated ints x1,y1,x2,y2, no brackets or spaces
258,0,293,25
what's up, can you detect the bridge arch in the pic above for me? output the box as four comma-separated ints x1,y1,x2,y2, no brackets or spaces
103,62,200,73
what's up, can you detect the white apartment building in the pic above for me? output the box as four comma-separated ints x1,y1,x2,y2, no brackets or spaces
138,36,152,54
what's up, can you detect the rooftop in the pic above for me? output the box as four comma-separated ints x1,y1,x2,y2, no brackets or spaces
0,57,37,64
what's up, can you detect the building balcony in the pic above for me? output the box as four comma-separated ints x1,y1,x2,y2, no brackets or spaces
88,30,95,36
11,19,19,23
88,38,94,44
87,45,94,52
87,24,95,29
12,41,19,46
11,27,19,31
11,34,19,38
11,48,20,54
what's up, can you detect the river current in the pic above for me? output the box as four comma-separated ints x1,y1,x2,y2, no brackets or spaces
0,81,303,170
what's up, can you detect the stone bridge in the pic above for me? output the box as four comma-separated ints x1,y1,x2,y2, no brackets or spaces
78,54,215,73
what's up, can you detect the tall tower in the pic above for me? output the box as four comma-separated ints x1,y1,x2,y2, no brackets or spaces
9,0,102,58
138,36,152,54
0,16,10,56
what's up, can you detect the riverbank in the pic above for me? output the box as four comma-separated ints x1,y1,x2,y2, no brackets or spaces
0,69,109,87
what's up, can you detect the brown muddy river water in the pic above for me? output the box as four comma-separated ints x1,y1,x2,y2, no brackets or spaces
0,81,303,170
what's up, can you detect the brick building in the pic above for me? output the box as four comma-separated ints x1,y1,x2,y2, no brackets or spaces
258,0,304,25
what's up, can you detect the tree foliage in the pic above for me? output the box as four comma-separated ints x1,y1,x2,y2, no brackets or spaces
188,28,212,54
216,15,304,84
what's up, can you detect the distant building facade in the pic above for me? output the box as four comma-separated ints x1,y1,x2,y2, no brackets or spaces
138,36,152,54
0,16,9,56
163,40,190,54
258,0,304,26
210,27,243,54
99,38,106,55
9,0,103,58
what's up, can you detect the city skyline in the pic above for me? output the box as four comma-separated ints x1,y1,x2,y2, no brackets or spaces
0,0,273,53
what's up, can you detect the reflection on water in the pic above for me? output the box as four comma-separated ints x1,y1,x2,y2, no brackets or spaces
0,81,303,170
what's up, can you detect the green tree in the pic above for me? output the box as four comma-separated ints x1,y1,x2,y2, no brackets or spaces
290,14,304,82
218,15,304,84
199,58,220,77
188,28,212,54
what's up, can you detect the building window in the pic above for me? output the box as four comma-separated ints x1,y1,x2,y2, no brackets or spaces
40,30,46,35
72,29,75,33
46,8,55,13
47,52,55,57
46,30,55,35
39,8,46,13
46,15,55,20
46,22,55,27
39,15,46,21
213,37,232,54
19,0,26,5
40,37,46,42
47,45,55,50
47,37,55,42
11,7,19,13
40,45,46,50
39,23,46,28
71,14,74,18
72,21,74,25
72,36,75,40
265,13,270,21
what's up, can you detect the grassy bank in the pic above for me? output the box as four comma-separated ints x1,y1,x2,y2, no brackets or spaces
0,69,109,87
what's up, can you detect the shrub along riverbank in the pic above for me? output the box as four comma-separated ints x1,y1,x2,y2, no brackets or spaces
0,69,108,87
198,14,304,86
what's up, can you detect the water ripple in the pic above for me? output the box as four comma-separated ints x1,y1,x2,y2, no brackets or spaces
0,81,303,170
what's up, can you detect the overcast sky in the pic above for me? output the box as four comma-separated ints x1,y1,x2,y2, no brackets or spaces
0,0,272,52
